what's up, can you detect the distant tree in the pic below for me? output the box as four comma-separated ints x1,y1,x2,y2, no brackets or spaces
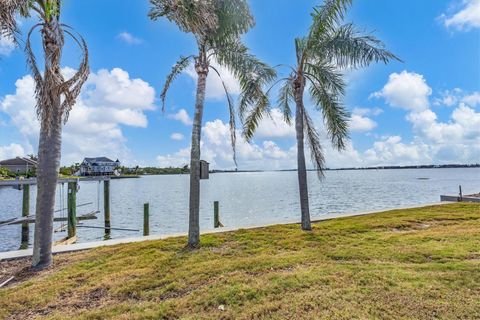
243,0,400,231
1,0,89,269
149,0,275,247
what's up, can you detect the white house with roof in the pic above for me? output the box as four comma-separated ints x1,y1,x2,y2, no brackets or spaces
79,157,121,176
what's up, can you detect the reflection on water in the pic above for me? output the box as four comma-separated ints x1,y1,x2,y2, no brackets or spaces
0,168,479,252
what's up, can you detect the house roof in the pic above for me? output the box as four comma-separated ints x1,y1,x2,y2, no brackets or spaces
0,157,38,166
83,157,116,163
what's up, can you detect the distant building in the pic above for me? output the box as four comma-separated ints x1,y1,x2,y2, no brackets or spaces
79,157,121,176
0,157,37,174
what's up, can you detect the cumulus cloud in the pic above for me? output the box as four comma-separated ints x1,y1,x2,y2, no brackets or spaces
185,59,240,100
374,71,480,164
439,0,480,31
168,109,193,125
252,108,296,139
157,119,297,170
349,108,381,132
371,71,432,111
170,132,185,141
0,143,26,160
0,68,156,165
117,32,143,45
434,89,480,108
0,36,15,56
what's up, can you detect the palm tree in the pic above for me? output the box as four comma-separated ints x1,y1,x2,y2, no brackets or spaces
243,0,400,231
1,0,89,269
149,0,275,248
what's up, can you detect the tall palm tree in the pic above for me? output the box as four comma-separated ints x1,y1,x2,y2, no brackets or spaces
149,0,275,248
243,0,400,231
1,0,89,269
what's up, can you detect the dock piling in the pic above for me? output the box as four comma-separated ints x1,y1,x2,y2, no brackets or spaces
104,180,111,235
459,185,463,202
67,181,77,239
214,201,223,228
20,184,30,248
143,203,149,236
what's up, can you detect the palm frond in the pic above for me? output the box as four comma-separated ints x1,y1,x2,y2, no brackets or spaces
60,27,90,123
160,55,193,111
308,0,352,49
209,64,237,167
242,93,270,142
277,78,294,125
302,105,325,179
214,38,275,124
0,0,30,44
149,0,219,37
321,23,402,68
304,61,345,96
307,76,349,150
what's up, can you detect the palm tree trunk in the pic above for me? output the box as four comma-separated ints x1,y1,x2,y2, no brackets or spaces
188,60,208,248
32,13,64,269
32,111,62,269
294,87,312,231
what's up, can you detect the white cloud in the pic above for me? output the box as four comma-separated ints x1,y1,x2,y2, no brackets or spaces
0,143,26,160
117,32,143,45
440,0,480,31
170,132,185,141
349,108,382,132
185,59,240,100
253,108,296,139
0,36,15,56
364,136,432,166
168,109,193,125
371,71,432,111
157,119,297,170
350,114,377,132
434,89,480,108
374,71,480,164
462,92,480,107
0,68,156,165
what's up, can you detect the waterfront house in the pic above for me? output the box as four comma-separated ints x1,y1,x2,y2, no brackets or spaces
0,157,37,174
79,157,121,176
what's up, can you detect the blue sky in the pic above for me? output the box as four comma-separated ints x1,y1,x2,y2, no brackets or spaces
0,0,479,169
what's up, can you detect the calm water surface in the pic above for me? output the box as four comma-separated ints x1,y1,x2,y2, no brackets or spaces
0,168,479,252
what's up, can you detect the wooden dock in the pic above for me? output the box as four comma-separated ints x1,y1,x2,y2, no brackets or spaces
440,195,480,203
0,176,111,187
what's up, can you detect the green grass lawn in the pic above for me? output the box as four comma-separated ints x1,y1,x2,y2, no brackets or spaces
1,203,479,319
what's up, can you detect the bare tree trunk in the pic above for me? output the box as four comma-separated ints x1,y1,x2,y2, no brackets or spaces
32,12,64,269
294,81,311,231
32,110,62,269
188,58,208,248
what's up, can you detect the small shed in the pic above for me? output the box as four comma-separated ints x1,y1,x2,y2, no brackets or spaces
200,160,209,180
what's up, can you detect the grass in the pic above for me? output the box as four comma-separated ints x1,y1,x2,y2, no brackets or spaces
1,203,479,319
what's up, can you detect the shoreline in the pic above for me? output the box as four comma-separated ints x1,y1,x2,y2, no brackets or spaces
0,201,452,261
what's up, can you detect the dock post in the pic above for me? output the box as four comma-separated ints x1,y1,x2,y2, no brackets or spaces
20,184,30,248
214,201,220,228
104,180,111,235
67,181,77,239
459,185,463,202
143,203,149,236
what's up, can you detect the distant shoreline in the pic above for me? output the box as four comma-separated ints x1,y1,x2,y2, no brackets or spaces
211,164,480,174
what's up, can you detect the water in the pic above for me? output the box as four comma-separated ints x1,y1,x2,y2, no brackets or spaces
1,168,479,252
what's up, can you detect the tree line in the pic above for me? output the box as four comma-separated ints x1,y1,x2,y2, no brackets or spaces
0,0,398,269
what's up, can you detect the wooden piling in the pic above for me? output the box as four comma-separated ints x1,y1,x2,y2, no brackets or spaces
21,184,30,248
67,181,77,239
143,203,149,236
459,185,463,202
214,201,223,228
104,180,111,235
